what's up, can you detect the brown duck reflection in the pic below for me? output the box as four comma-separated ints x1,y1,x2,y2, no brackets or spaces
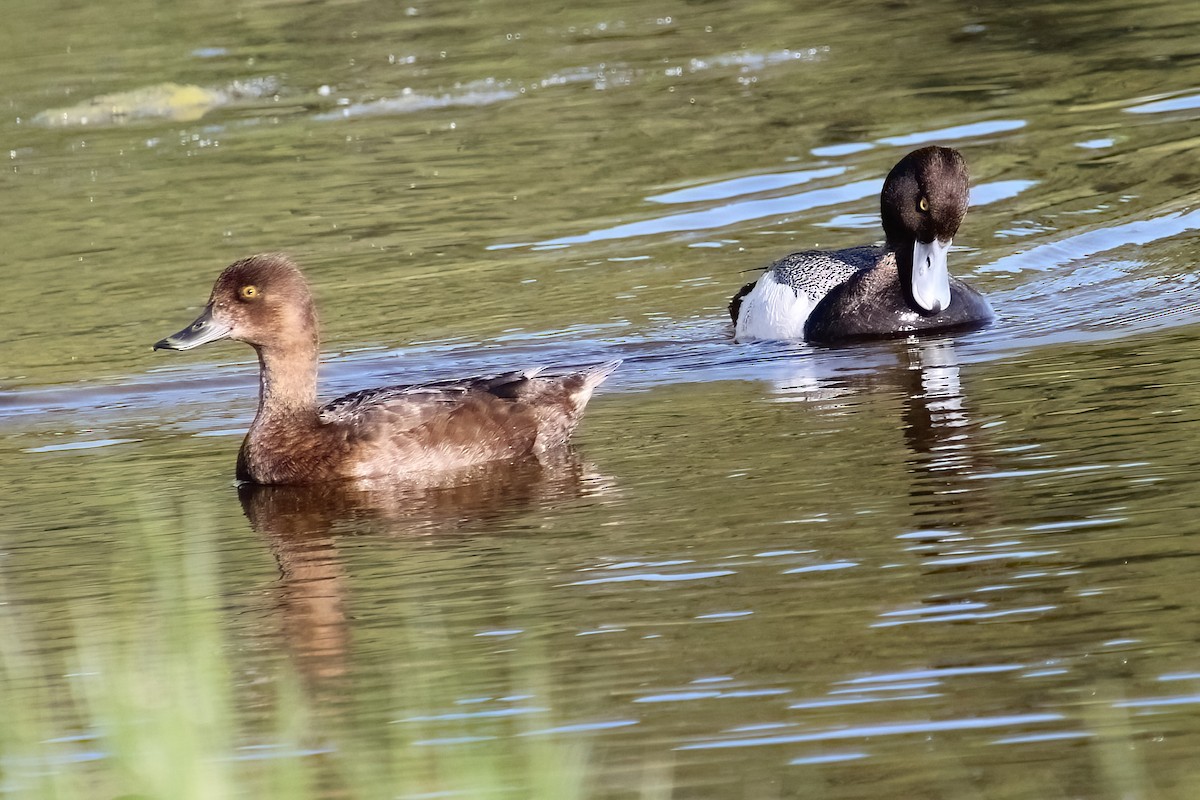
238,450,607,689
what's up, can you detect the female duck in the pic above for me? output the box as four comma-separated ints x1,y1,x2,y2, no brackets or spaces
729,146,993,343
155,255,619,485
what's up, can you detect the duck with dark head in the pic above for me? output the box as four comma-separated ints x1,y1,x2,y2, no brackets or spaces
154,254,619,485
729,146,993,344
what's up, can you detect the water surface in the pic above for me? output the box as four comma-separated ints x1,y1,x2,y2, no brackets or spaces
3,0,1200,797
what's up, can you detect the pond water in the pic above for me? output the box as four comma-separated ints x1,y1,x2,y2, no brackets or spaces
3,0,1200,797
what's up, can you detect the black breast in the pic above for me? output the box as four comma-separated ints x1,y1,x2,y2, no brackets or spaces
804,268,993,344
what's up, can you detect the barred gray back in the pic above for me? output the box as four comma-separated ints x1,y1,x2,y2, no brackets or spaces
770,245,882,299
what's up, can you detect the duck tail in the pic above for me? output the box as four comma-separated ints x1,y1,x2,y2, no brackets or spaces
563,359,621,414
529,360,621,452
580,359,622,391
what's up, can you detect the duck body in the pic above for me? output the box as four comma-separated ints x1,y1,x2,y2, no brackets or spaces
155,255,619,485
729,146,993,344
234,365,617,485
802,257,992,343
730,245,879,341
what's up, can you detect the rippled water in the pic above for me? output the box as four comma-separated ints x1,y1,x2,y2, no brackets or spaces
4,0,1200,796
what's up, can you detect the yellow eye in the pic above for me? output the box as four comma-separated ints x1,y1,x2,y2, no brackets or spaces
918,197,930,212
239,285,259,301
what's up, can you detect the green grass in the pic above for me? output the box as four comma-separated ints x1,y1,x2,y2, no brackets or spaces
0,508,657,800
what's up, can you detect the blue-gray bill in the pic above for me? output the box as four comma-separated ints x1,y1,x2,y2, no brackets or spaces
911,238,953,314
153,305,232,351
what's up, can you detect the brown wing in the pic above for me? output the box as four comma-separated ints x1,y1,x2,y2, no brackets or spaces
318,367,546,425
317,362,619,477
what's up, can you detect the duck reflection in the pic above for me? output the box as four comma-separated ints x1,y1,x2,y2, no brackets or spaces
897,338,973,459
238,451,607,689
893,338,997,528
771,336,996,529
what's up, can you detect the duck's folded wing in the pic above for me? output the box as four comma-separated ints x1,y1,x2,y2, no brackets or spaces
769,248,872,294
318,367,547,426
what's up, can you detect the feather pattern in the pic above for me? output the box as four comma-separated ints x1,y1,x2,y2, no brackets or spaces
727,146,992,343
731,246,877,342
154,253,621,484
318,367,548,424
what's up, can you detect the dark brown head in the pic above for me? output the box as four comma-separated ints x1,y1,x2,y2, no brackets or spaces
154,254,319,353
879,146,970,314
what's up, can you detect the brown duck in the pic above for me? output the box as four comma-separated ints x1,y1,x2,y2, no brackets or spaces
154,254,619,485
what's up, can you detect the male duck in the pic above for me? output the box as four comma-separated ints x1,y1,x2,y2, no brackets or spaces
729,146,993,343
155,254,620,485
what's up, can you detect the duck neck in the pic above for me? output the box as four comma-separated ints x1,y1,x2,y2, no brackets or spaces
253,339,320,425
882,239,909,285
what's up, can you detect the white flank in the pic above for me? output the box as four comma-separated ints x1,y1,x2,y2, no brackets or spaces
734,272,815,342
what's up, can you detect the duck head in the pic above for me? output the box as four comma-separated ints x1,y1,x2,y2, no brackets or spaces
880,146,969,315
154,254,319,354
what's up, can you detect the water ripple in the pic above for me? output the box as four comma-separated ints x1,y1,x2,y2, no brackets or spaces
790,694,942,710
870,605,1056,628
877,120,1027,147
647,167,846,205
568,570,736,585
1125,90,1200,114
1114,694,1200,708
789,752,869,765
519,719,639,736
982,208,1200,274
842,665,1024,684
676,712,1064,750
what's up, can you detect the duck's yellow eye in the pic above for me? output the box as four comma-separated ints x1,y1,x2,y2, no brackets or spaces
919,197,930,212
239,285,259,301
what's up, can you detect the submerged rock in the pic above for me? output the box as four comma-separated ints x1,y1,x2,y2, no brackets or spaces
33,78,279,127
